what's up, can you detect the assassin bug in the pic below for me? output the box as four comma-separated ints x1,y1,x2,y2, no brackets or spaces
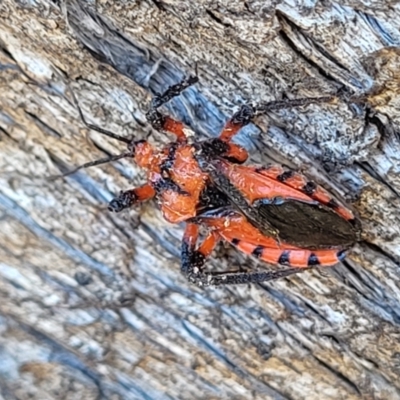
66,76,361,286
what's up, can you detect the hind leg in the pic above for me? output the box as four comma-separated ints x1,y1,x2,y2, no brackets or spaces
181,223,219,285
180,222,320,287
182,209,346,286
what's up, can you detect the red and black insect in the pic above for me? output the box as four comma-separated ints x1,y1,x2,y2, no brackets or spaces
67,76,361,286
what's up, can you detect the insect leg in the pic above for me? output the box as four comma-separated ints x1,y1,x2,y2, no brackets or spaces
200,267,308,286
186,210,347,285
66,81,131,144
219,95,335,142
181,223,220,284
219,105,255,141
197,230,220,258
254,96,335,114
181,223,308,286
146,111,188,141
181,223,205,280
150,75,199,109
108,184,155,212
146,76,198,141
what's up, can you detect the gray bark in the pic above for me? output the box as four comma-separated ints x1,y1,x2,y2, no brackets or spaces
1,0,400,399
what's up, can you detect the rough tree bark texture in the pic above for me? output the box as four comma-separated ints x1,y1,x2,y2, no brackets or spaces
1,0,400,399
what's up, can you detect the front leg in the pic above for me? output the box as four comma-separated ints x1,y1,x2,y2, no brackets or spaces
146,75,198,142
108,184,155,212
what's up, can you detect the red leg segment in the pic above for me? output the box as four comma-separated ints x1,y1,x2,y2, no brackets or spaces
219,105,255,141
198,231,220,257
220,120,244,141
146,109,188,141
108,184,155,212
183,223,200,249
182,224,219,258
161,117,188,141
146,76,198,141
221,142,249,164
133,184,156,201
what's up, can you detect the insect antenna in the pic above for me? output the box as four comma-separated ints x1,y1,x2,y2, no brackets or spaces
66,82,131,144
51,81,135,179
254,95,336,115
52,151,132,180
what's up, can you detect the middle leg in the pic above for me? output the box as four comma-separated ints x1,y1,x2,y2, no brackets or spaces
219,95,336,142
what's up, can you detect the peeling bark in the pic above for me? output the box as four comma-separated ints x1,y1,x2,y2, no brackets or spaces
1,0,400,399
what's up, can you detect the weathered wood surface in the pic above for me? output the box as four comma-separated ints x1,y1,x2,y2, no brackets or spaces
1,0,400,398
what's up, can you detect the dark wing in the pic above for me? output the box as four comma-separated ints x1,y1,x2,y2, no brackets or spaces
254,200,359,249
